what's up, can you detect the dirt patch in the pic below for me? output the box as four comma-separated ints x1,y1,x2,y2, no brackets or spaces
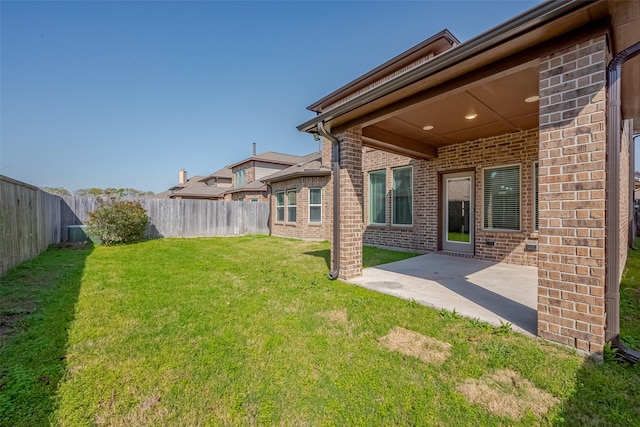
317,308,349,325
0,300,37,345
457,369,559,420
54,241,91,250
378,326,451,364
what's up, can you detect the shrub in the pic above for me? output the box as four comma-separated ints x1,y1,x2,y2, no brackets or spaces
86,200,148,245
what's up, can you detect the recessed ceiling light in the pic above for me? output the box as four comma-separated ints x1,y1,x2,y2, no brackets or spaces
422,125,434,131
464,113,478,120
525,95,539,103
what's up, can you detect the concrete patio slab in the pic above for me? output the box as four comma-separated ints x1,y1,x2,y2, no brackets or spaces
349,253,538,336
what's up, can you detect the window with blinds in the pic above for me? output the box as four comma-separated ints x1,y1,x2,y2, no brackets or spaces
392,166,413,226
483,165,520,231
369,170,386,224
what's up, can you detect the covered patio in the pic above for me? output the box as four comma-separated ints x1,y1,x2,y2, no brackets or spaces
298,0,639,353
350,253,537,336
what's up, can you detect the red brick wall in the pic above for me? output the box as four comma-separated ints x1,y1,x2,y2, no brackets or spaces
336,128,363,280
231,192,268,202
362,128,539,265
537,35,609,353
270,176,331,240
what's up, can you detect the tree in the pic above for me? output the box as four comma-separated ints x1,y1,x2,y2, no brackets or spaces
74,187,154,198
41,187,70,196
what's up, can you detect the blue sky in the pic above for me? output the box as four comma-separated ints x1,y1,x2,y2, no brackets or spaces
1,0,552,193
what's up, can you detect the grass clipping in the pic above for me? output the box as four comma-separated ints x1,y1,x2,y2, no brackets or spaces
378,326,451,364
457,369,559,420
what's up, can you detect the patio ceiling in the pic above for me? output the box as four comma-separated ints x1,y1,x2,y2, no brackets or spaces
361,65,540,158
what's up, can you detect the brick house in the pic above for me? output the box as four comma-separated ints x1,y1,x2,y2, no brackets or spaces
297,0,639,354
223,150,310,202
262,152,332,240
157,167,231,200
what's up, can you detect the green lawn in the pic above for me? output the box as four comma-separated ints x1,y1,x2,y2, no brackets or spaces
1,236,639,426
447,231,471,243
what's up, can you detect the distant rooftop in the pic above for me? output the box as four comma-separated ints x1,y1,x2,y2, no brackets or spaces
228,151,308,169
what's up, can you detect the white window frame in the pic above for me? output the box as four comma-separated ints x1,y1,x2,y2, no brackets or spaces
391,166,413,226
482,163,521,232
369,169,387,225
286,189,297,224
275,191,285,222
309,188,322,224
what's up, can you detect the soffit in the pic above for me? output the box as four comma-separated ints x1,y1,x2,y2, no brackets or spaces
609,0,640,133
330,4,610,133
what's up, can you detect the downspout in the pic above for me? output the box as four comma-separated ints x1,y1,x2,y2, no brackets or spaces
317,121,341,280
265,182,273,236
605,41,640,364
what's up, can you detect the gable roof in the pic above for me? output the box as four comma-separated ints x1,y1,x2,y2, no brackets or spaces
199,166,233,182
170,185,227,199
227,151,308,169
168,175,206,191
224,179,268,194
307,29,460,114
261,152,331,183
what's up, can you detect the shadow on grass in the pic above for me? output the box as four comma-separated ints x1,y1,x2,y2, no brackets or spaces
304,249,331,269
0,243,92,426
555,356,640,425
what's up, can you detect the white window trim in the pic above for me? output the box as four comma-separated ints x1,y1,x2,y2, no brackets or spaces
369,169,387,225
286,189,297,224
308,188,322,224
482,163,522,232
275,191,285,223
391,165,413,227
533,161,539,232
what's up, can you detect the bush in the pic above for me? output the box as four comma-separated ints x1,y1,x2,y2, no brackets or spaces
86,200,148,245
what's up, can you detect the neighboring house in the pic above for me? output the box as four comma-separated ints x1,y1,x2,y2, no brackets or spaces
262,152,332,240
158,167,231,200
224,150,310,202
296,0,640,355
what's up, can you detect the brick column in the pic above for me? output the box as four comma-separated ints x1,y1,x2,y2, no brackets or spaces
537,36,608,353
336,127,363,280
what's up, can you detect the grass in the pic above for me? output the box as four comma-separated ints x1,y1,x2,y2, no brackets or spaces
619,240,640,350
362,245,418,267
0,236,639,426
446,231,471,243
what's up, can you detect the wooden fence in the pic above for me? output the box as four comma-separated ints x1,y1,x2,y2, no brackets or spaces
60,196,270,239
1,175,271,275
1,175,62,275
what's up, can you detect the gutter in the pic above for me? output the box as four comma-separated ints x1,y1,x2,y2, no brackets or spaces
605,40,640,364
316,121,341,280
297,0,590,133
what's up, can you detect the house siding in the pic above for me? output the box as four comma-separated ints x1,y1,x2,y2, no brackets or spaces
255,161,289,181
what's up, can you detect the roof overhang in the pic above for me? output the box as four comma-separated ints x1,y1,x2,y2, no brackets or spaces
262,169,331,184
298,0,640,156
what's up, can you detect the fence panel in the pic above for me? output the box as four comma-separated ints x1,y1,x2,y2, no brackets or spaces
0,176,62,275
2,181,270,275
59,196,270,240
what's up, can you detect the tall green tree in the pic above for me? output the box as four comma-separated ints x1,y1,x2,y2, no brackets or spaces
41,187,70,196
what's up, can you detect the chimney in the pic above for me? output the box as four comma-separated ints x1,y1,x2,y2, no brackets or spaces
179,168,187,185
252,142,256,156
